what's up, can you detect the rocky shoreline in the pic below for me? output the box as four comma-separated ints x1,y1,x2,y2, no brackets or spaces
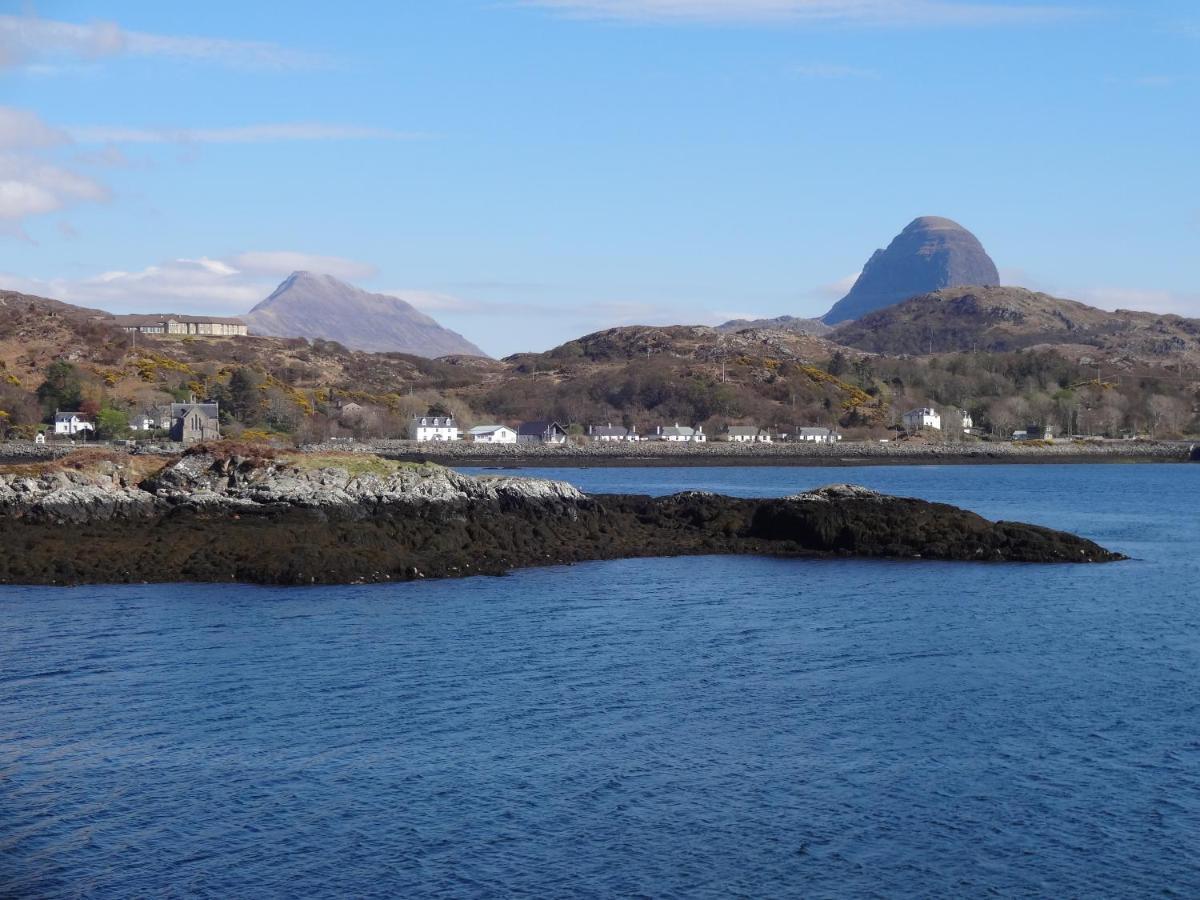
336,438,1197,467
0,447,1124,585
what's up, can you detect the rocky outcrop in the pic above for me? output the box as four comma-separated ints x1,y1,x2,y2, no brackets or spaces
0,453,1123,585
245,271,488,358
823,216,1000,324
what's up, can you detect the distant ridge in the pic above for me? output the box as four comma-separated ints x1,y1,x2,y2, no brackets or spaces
823,216,999,324
716,315,831,337
244,271,488,358
829,285,1200,357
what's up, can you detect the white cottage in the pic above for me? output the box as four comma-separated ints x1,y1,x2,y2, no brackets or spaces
410,415,460,442
902,407,941,432
654,423,706,443
53,411,94,436
588,424,638,442
468,424,517,444
725,426,770,443
794,427,841,444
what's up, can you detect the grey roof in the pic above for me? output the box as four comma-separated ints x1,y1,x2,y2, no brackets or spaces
518,420,566,436
797,427,835,436
468,424,512,434
726,426,760,436
589,424,628,437
658,424,695,436
171,402,219,418
414,415,456,427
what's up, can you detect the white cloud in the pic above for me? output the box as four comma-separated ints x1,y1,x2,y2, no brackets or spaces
0,108,108,229
1001,268,1200,317
70,123,426,145
232,251,379,281
790,62,877,78
0,13,323,70
0,106,69,148
520,0,1080,27
0,152,109,220
4,251,383,315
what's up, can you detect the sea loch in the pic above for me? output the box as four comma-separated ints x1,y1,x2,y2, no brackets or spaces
2,464,1198,897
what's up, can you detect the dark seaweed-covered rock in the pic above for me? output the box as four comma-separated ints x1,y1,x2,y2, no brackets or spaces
0,458,1124,586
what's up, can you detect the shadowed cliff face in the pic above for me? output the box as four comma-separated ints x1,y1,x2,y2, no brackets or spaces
0,455,1124,585
823,216,1000,325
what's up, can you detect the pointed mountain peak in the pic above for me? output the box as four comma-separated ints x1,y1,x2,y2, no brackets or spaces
245,272,488,358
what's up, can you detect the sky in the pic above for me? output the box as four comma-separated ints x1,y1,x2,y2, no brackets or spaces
0,0,1197,357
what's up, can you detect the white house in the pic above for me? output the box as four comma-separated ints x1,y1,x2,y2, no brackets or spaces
655,423,706,443
588,424,638,442
725,425,770,443
794,427,841,444
468,424,517,444
53,411,94,436
130,410,159,432
959,410,974,433
410,415,460,442
902,407,941,432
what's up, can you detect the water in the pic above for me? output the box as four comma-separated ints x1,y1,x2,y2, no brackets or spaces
2,464,1198,898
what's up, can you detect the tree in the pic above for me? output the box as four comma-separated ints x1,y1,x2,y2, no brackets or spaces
95,408,129,440
228,368,265,425
36,361,82,416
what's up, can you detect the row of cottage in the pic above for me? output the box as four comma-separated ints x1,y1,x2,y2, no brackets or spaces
411,416,841,444
47,401,221,443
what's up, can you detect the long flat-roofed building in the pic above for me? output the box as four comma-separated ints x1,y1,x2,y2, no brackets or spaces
112,314,248,337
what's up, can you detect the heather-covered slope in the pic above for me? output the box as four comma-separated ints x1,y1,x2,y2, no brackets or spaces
830,286,1200,357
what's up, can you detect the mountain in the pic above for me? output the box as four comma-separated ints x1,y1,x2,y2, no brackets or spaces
822,216,1000,325
830,285,1200,358
244,272,488,358
716,315,831,336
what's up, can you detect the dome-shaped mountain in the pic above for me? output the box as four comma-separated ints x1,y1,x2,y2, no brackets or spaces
822,216,999,325
244,272,487,358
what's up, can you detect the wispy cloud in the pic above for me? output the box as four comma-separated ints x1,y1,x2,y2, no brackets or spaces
790,62,877,78
69,123,427,145
0,108,108,230
2,250,381,314
233,251,378,281
519,0,1082,27
0,13,324,70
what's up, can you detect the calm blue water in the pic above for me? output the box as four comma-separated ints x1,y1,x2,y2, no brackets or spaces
2,464,1198,898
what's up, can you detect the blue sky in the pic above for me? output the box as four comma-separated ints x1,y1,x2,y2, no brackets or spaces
1,0,1197,356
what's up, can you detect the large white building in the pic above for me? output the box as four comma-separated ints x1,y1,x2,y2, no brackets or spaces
410,415,460,442
468,424,517,444
902,407,942,432
53,411,94,436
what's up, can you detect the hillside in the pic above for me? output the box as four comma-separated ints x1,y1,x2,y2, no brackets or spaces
1,287,1196,443
830,286,1200,359
823,216,999,324
479,324,881,428
245,271,488,358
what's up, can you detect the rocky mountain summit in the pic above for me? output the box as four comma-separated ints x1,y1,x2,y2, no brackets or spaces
823,216,1000,324
244,271,487,358
0,448,1124,585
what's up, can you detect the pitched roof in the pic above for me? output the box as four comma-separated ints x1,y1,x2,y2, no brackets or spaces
726,426,760,436
589,424,628,437
468,424,511,435
518,420,566,436
170,402,219,418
